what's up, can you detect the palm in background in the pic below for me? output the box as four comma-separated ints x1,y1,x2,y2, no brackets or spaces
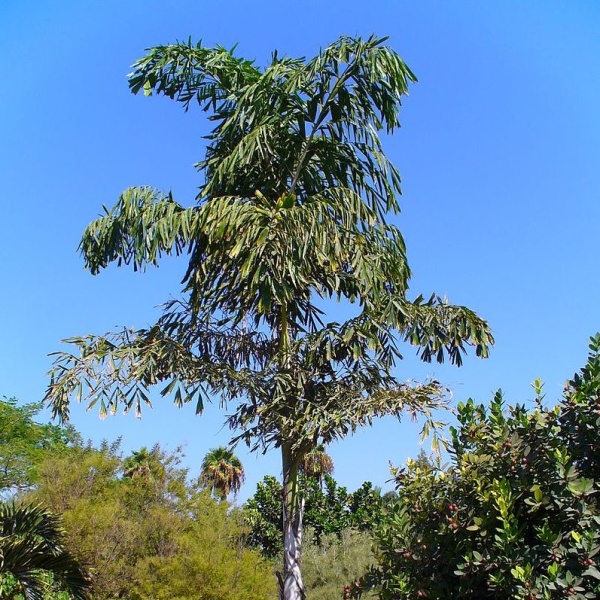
122,447,153,480
122,446,167,483
199,447,245,501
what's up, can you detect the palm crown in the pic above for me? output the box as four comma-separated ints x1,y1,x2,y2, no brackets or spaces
199,447,246,500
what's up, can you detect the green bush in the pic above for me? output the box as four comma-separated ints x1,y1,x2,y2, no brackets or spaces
28,442,276,599
133,496,275,600
302,527,376,600
361,335,600,599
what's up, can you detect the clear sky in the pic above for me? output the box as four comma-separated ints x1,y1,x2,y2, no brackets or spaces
1,1,599,501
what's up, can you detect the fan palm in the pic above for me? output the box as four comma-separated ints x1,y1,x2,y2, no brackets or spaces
199,447,245,500
122,446,167,483
0,502,90,600
45,35,493,599
122,447,153,479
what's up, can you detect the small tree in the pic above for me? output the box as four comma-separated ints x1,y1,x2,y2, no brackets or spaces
45,35,492,599
123,446,160,480
245,475,283,559
0,398,77,494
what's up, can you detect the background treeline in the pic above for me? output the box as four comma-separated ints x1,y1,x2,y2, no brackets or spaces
0,399,383,599
3,334,600,599
0,410,276,599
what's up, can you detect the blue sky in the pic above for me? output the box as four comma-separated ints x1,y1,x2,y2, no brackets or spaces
1,1,599,500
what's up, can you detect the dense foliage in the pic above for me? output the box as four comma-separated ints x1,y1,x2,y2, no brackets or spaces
26,442,275,600
361,335,600,599
246,474,391,558
0,399,274,599
0,399,77,494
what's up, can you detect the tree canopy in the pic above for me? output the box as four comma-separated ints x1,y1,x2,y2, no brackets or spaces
45,35,492,440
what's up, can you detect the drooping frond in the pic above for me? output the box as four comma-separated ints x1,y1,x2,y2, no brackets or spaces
377,294,494,365
128,40,261,110
80,187,198,275
285,292,493,376
45,320,272,423
229,373,448,456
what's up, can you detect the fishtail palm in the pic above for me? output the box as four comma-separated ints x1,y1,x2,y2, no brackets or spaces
45,35,493,599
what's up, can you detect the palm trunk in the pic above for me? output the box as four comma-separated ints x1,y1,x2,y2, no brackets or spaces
276,304,305,599
279,442,306,600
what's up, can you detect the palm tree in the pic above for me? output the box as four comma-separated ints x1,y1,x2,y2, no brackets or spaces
122,447,153,479
45,35,493,599
199,447,245,501
0,502,90,600
122,445,167,483
299,445,334,487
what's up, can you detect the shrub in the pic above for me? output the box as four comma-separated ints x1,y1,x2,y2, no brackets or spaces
361,335,600,599
302,527,376,600
246,474,390,558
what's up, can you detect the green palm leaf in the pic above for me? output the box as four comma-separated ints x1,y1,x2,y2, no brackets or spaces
0,503,90,600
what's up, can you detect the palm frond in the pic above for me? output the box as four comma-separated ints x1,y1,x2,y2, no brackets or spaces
80,187,198,275
0,503,90,600
128,40,261,109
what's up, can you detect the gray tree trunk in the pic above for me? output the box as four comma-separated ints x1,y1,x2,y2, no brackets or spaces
280,444,306,600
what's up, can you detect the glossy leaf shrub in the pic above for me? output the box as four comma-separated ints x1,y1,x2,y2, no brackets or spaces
361,336,600,599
